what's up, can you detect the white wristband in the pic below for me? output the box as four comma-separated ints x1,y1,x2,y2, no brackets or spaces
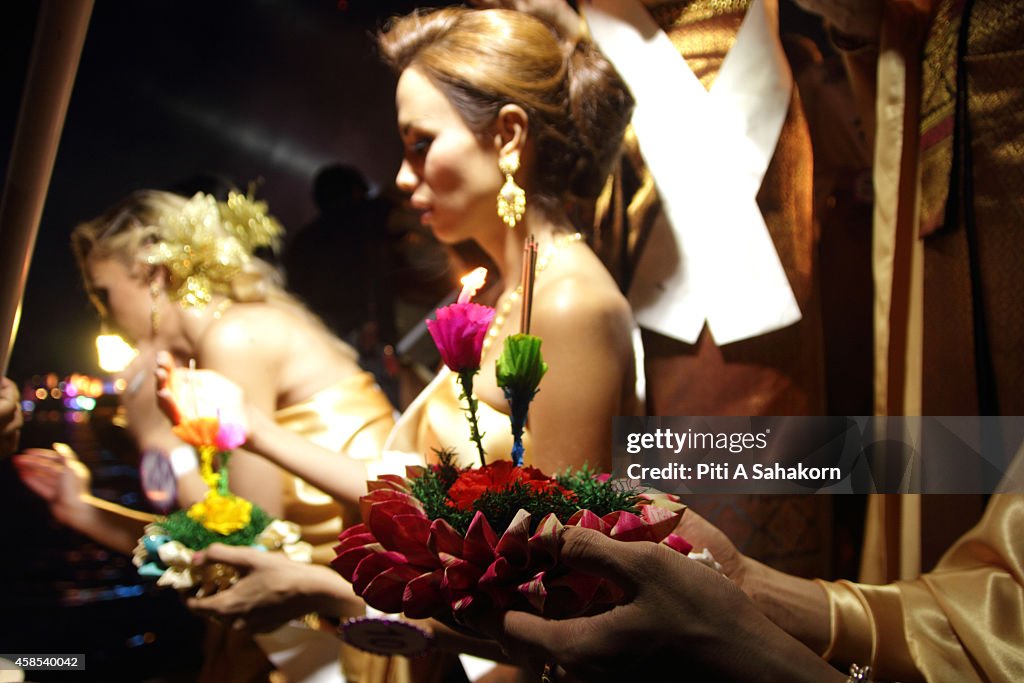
169,445,199,476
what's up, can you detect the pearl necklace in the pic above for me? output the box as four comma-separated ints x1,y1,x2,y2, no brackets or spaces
481,232,583,358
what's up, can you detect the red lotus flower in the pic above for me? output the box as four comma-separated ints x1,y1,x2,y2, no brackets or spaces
426,303,495,372
446,460,573,511
331,467,692,621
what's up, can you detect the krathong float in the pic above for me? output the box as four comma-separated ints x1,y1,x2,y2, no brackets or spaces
333,243,714,654
133,361,310,590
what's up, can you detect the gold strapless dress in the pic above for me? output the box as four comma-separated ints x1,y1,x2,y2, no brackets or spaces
201,371,396,683
384,367,531,469
275,370,395,562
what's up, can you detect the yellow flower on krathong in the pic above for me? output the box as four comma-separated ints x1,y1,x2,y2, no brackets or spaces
187,491,253,535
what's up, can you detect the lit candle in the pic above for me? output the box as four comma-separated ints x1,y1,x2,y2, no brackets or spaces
186,358,200,425
458,267,488,304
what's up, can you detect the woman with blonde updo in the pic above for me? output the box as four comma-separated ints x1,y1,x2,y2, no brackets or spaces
70,189,391,538
16,188,393,682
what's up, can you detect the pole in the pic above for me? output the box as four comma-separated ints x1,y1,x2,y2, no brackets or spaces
0,0,94,375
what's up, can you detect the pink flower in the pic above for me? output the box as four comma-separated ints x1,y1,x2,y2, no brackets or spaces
426,303,495,372
215,420,248,450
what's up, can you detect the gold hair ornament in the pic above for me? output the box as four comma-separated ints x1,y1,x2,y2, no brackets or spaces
144,191,283,308
497,152,526,229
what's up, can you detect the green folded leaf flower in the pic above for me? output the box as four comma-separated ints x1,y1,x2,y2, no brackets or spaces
496,334,548,466
496,334,548,393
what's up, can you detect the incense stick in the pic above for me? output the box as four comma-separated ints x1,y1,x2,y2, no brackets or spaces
521,235,538,334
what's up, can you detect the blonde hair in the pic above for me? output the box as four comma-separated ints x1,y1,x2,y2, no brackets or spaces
379,8,634,213
73,189,359,360
72,189,282,306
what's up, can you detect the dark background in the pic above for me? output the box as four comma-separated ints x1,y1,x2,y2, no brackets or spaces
1,0,829,383
2,0,438,382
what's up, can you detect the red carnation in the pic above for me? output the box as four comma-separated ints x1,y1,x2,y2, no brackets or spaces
446,461,572,511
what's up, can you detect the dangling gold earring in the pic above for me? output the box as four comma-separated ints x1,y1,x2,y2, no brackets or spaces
150,281,162,336
497,152,526,229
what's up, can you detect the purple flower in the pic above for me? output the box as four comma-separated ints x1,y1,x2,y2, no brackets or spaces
426,303,495,372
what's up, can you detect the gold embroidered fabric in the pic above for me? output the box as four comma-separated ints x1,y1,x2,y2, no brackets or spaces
647,0,747,87
870,0,1024,415
646,0,751,30
920,0,1024,416
819,494,1024,682
917,0,961,237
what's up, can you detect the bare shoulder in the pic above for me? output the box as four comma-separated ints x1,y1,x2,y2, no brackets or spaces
532,244,632,338
196,303,290,369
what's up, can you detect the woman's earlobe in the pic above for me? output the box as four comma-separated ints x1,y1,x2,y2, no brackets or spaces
495,104,528,157
146,265,170,291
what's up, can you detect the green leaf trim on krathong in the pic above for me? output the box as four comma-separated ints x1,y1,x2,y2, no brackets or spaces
556,465,642,516
160,503,274,550
409,450,475,532
408,451,643,536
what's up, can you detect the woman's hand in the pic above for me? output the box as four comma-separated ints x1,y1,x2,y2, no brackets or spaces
187,544,359,633
14,444,155,553
13,444,93,526
674,508,749,588
0,377,23,458
468,526,845,682
675,508,831,654
118,347,175,445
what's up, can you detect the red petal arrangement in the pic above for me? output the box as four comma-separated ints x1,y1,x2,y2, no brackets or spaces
332,464,692,621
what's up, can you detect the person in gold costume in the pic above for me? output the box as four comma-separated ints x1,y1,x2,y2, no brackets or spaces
473,1,1024,680
796,0,1024,571
14,189,395,682
798,0,1024,678
471,485,1024,681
